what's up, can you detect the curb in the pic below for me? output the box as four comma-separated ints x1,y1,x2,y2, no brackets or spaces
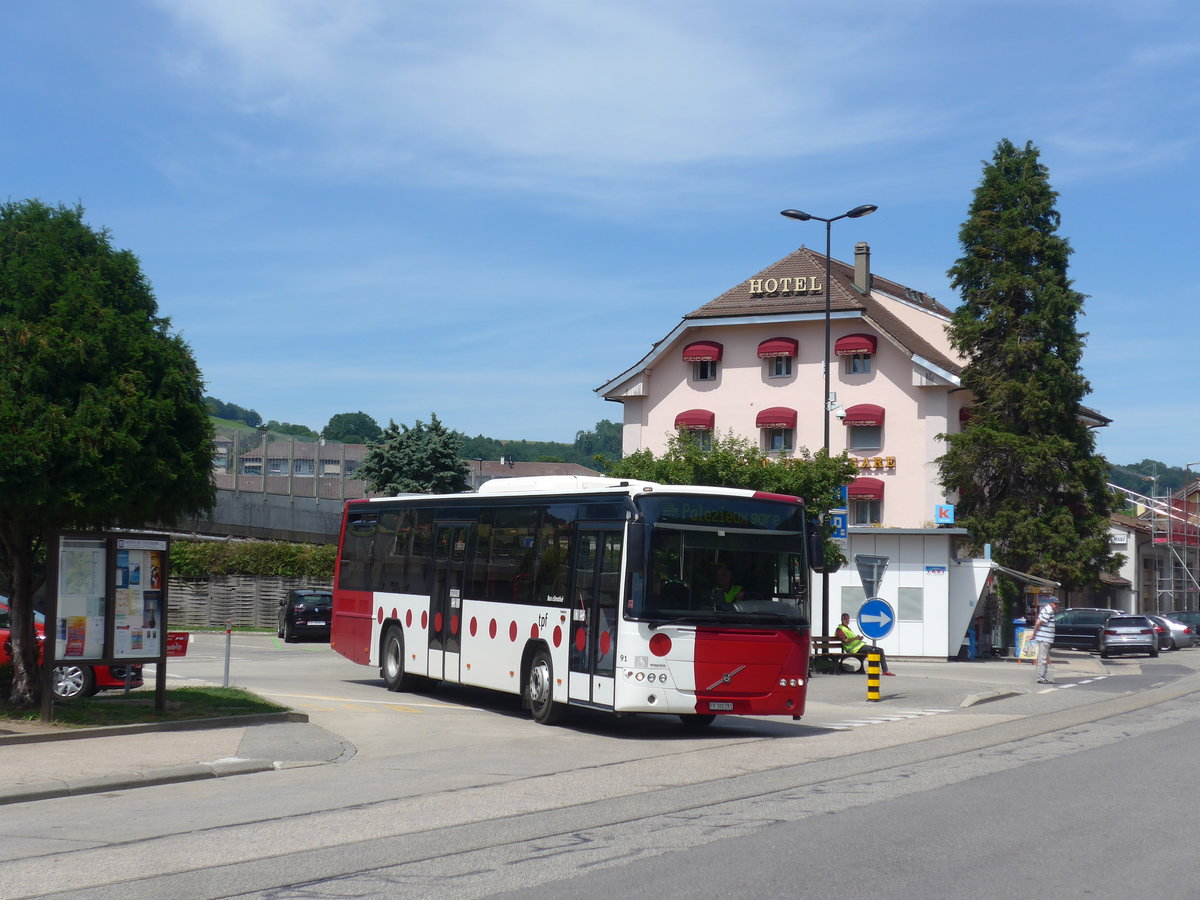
0,710,308,746
0,757,279,806
960,688,1022,707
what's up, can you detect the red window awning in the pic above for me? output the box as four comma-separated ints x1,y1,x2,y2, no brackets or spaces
682,341,723,362
842,403,885,426
674,409,715,431
756,407,797,429
848,477,884,501
835,333,877,356
757,337,798,359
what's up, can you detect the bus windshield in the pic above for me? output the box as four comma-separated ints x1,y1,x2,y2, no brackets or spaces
633,495,811,628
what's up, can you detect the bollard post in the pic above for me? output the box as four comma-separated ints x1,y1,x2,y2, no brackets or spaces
866,648,882,702
224,620,232,688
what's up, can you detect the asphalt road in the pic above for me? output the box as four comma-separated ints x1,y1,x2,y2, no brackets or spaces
2,634,1197,899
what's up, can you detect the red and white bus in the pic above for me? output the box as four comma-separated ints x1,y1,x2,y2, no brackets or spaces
331,476,823,728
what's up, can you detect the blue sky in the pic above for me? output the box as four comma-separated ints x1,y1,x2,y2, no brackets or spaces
3,1,1198,465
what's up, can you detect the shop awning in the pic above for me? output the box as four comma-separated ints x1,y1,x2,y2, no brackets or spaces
835,333,877,356
682,341,723,362
848,477,884,500
757,337,798,359
756,406,797,429
842,403,885,427
674,409,715,431
991,563,1061,590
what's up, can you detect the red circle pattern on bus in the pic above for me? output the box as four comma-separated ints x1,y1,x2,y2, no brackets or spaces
553,625,562,647
509,621,518,642
600,630,611,656
451,614,459,635
376,608,383,624
489,619,497,639
469,617,478,637
649,633,672,657
421,611,428,630
434,611,443,632
406,609,413,628
575,627,586,652
530,623,539,640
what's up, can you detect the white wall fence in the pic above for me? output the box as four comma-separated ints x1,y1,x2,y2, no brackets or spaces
168,575,333,630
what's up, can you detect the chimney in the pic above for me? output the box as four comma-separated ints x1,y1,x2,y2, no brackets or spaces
854,242,871,294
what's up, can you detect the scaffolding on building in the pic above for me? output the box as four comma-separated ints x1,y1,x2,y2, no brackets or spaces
1111,481,1200,613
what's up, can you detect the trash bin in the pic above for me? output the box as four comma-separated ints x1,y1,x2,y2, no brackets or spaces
1012,618,1028,659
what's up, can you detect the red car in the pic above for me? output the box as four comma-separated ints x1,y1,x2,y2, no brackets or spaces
0,598,143,699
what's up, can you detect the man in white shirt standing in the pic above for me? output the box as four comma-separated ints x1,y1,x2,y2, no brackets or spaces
1029,597,1060,684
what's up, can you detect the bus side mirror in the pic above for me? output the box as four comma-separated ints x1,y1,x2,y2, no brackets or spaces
808,529,828,573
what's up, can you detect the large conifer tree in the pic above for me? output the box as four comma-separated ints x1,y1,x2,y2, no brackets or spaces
938,139,1117,589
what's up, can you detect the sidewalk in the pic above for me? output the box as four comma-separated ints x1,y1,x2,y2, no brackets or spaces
0,713,352,806
0,650,1142,806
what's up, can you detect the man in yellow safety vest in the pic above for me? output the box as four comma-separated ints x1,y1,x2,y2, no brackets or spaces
835,613,894,675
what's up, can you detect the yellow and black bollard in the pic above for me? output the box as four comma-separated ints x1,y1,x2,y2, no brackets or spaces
866,648,882,702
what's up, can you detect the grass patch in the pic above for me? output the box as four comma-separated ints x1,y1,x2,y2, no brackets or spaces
0,685,289,729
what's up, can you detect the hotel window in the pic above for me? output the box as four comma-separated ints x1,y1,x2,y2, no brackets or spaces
768,356,792,377
843,353,872,374
848,425,882,451
842,404,885,452
766,429,793,453
851,499,881,526
695,359,718,381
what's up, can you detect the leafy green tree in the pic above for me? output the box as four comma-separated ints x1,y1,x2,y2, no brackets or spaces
937,139,1117,590
608,430,857,565
264,420,319,440
574,419,622,460
204,396,261,428
0,200,215,707
323,411,382,443
359,413,469,494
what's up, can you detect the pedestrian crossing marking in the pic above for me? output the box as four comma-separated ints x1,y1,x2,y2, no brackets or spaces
823,707,953,730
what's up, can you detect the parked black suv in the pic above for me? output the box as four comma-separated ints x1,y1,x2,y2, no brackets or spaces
277,589,333,643
1052,607,1119,652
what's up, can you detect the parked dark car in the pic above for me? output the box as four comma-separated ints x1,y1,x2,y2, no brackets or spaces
0,598,143,699
278,589,333,642
1099,615,1160,658
1051,607,1119,652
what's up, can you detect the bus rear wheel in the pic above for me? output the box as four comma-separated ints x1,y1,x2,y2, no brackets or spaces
527,649,563,725
381,625,418,692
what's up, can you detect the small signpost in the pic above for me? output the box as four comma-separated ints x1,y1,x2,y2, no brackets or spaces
858,597,895,702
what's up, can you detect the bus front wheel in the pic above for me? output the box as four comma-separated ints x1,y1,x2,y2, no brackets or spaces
527,649,563,725
381,625,418,692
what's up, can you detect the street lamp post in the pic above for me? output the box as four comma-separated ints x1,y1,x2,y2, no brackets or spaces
780,204,877,636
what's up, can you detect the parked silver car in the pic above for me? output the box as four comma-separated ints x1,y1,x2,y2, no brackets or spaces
1099,615,1160,659
1147,614,1196,650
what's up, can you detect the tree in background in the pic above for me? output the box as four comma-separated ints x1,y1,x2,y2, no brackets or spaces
204,396,261,428
0,200,215,707
574,419,622,461
264,420,320,440
359,413,469,495
323,411,382,444
937,139,1117,591
609,430,857,565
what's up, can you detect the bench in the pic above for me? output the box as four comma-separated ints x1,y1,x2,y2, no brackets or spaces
809,637,864,675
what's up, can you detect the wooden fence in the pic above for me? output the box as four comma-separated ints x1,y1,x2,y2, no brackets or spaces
168,575,333,630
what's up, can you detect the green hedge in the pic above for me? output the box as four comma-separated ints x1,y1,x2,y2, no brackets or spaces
170,540,336,579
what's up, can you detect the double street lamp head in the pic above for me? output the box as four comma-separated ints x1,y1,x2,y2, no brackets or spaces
780,204,878,224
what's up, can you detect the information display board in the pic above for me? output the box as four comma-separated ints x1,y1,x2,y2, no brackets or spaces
113,538,166,658
55,537,108,660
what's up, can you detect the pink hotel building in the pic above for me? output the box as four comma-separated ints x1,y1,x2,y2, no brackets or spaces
597,243,1078,656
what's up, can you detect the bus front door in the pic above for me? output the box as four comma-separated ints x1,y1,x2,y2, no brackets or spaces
568,528,622,708
429,523,468,684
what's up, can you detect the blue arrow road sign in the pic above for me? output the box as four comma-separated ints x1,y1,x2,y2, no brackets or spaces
857,597,895,640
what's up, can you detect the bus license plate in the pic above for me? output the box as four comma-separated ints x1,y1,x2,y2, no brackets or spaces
708,702,734,711
308,620,325,626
